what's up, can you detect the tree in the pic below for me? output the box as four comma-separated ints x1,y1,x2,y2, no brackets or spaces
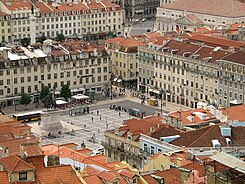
20,38,31,47
19,93,32,109
40,85,50,100
60,84,71,101
56,33,65,42
37,34,46,43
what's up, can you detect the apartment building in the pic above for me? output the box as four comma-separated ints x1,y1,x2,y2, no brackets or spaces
217,51,245,107
0,12,11,44
155,0,245,32
105,37,145,88
102,116,163,168
138,39,245,108
0,0,123,42
0,39,110,106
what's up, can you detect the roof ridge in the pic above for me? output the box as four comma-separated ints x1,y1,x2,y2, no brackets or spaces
11,155,21,171
188,126,215,147
11,154,35,171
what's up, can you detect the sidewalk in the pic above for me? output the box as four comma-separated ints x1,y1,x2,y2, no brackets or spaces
3,87,191,116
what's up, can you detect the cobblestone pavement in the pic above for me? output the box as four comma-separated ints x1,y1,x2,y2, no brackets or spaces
30,108,130,151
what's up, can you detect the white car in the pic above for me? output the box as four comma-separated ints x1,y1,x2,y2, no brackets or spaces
141,18,147,22
135,19,140,22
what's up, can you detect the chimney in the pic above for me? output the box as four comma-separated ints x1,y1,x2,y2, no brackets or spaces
3,49,8,60
177,158,182,166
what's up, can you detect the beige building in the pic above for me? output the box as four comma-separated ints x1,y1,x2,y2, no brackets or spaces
0,0,124,42
102,116,163,169
105,37,145,88
138,39,232,108
0,39,110,106
0,12,11,44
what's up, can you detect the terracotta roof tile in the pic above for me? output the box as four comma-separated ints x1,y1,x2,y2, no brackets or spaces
83,175,104,184
147,124,183,140
161,0,245,18
35,165,81,184
117,116,164,139
154,167,181,184
0,136,38,155
106,37,145,47
168,108,219,126
188,34,245,50
143,174,159,184
0,171,10,184
98,170,118,182
21,144,43,157
0,154,35,172
118,169,135,179
181,161,206,177
221,50,245,65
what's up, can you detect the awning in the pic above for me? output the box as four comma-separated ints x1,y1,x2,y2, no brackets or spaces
113,78,118,82
56,100,68,105
152,90,160,94
71,87,85,93
72,94,90,100
55,91,60,95
230,99,243,105
117,79,122,83
135,10,144,13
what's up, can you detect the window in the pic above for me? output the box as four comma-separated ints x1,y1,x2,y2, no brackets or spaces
19,172,27,181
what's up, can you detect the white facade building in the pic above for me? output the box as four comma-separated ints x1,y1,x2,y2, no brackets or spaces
155,0,245,32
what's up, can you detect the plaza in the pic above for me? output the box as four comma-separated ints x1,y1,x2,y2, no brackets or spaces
30,107,131,151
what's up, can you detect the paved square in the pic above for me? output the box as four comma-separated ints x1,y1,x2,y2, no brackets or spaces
30,108,130,151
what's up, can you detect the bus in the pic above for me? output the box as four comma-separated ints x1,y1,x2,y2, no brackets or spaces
128,108,145,119
13,111,42,123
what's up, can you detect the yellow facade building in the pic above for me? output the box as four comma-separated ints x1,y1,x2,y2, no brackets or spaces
105,37,145,88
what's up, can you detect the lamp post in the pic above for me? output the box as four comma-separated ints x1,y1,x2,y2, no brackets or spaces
160,88,164,113
109,71,113,100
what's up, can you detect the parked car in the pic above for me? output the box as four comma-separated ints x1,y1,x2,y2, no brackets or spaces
141,18,147,22
135,19,140,22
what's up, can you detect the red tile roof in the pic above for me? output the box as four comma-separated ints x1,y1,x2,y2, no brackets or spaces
168,108,218,126
161,0,245,18
35,165,82,184
154,167,181,184
0,136,39,155
188,34,245,50
116,116,164,140
221,50,245,65
147,123,183,140
0,171,10,184
0,154,35,172
118,169,135,179
21,144,43,157
181,161,206,177
221,104,245,121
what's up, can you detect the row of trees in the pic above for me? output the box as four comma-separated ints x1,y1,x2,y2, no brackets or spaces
19,84,71,109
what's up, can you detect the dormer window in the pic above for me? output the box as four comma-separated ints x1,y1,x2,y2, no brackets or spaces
19,172,27,181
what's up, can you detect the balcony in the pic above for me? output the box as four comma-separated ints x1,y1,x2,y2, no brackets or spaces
104,132,140,148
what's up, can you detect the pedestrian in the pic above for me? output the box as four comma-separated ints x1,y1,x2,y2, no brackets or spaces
119,112,121,116
91,117,93,122
106,124,108,129
84,124,86,128
97,110,99,115
100,115,101,120
98,129,100,133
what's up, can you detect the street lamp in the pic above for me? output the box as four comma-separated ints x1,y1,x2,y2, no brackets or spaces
160,88,164,113
109,71,113,100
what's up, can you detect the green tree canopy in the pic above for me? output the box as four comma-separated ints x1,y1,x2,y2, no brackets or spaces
56,33,65,42
20,38,31,47
40,85,50,100
19,93,32,109
37,34,47,43
60,84,71,100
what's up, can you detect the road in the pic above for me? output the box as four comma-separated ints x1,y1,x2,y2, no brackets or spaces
124,19,155,36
